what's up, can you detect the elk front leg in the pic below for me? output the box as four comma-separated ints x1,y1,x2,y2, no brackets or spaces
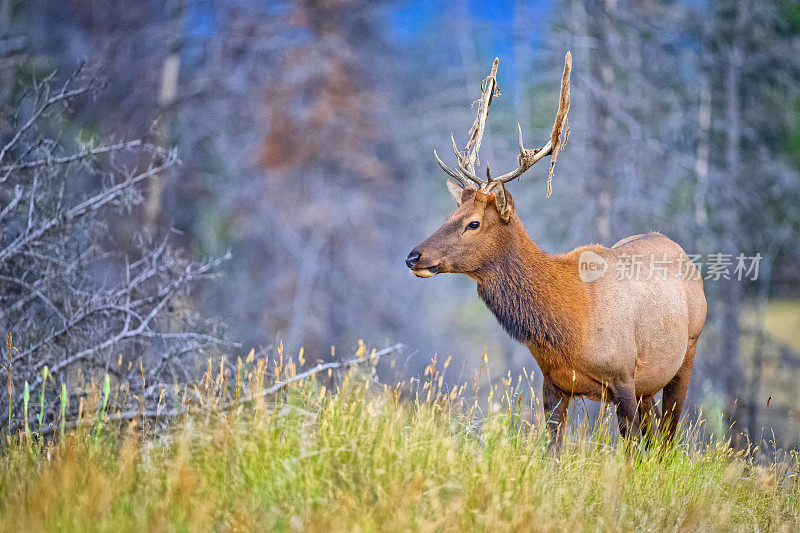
543,376,569,457
612,381,640,444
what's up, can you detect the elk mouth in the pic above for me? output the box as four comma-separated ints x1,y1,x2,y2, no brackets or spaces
412,264,440,278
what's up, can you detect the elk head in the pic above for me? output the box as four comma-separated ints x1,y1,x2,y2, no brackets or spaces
406,53,572,278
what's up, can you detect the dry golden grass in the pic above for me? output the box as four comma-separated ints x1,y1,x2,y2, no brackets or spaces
1,345,798,532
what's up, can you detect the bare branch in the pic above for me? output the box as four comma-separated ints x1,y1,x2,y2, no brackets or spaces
36,344,404,436
0,72,228,430
0,275,67,327
0,67,99,164
0,154,178,265
0,139,149,175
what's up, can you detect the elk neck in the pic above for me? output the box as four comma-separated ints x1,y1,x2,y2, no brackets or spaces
471,216,589,356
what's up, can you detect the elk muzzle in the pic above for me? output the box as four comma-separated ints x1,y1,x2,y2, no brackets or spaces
405,248,439,278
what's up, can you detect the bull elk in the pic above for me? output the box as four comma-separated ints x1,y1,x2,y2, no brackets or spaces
405,53,706,454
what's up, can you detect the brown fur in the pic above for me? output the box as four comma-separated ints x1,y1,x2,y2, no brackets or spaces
408,187,707,455
473,229,587,358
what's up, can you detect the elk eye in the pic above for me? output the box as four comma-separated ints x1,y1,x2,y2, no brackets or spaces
466,221,480,230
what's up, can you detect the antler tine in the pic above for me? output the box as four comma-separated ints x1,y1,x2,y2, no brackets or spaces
433,58,499,190
457,159,486,187
487,52,572,194
545,50,572,197
464,57,499,172
451,133,486,187
433,149,470,188
488,131,551,186
450,133,465,164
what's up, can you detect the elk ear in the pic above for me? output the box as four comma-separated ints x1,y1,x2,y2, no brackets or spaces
446,180,464,205
494,183,514,222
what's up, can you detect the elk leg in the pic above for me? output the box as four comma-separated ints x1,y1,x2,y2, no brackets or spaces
612,381,640,443
543,376,569,457
661,339,697,444
638,395,661,447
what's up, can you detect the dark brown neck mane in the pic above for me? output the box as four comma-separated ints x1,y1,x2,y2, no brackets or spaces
472,218,588,355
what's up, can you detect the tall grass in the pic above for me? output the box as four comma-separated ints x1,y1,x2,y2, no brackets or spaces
0,345,798,531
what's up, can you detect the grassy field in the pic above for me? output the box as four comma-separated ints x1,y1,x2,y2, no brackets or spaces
1,346,799,532
763,299,800,352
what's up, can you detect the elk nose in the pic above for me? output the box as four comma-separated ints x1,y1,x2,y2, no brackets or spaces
405,249,421,269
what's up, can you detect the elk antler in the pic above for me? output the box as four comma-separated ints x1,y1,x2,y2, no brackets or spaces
434,52,572,198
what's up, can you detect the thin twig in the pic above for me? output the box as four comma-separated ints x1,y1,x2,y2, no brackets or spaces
223,343,404,409
38,344,404,436
0,154,178,265
0,139,150,174
0,67,96,165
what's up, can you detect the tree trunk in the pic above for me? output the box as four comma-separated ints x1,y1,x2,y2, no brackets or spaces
720,0,747,444
584,0,615,243
145,0,184,233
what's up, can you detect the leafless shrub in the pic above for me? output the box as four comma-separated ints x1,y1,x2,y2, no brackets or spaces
0,66,235,431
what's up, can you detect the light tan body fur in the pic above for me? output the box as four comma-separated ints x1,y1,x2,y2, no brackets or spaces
539,233,706,404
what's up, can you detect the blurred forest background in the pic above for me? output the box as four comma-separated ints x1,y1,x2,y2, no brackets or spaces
2,0,800,447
